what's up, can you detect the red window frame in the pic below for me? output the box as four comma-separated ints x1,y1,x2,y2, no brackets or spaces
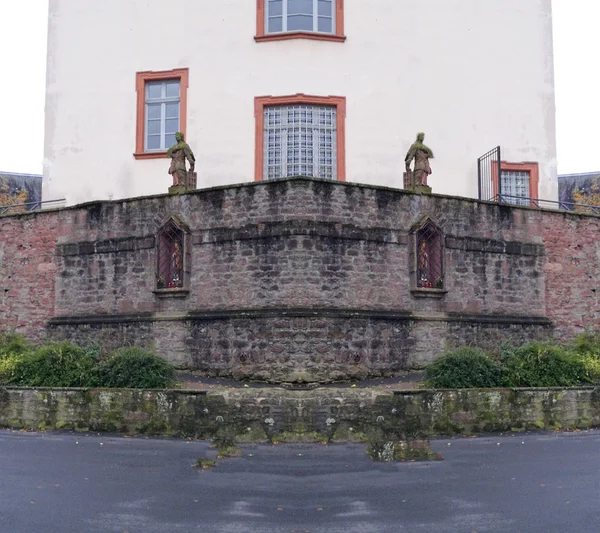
254,94,347,182
255,0,346,43
134,68,189,160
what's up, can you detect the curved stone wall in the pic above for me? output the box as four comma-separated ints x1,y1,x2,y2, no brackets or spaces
18,176,561,382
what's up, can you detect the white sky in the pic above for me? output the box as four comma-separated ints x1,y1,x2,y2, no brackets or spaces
0,1,598,177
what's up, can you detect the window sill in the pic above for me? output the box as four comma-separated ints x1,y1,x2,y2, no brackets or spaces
153,288,189,298
411,288,448,299
254,32,346,43
134,151,167,160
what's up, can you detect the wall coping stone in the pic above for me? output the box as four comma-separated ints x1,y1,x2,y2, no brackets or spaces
3,176,600,221
47,308,553,326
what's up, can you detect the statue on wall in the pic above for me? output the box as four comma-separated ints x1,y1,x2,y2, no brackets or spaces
404,133,434,192
167,132,196,192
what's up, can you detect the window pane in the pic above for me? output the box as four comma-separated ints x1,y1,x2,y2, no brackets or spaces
287,14,313,31
268,16,283,32
165,119,179,134
318,16,332,33
166,81,180,98
166,102,179,119
268,0,283,16
501,170,530,206
147,104,161,120
165,134,177,148
146,82,163,100
147,120,161,135
318,0,332,16
147,135,161,150
264,104,336,181
288,0,313,15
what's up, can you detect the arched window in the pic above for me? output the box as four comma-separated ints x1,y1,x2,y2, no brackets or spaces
413,219,444,290
156,217,189,290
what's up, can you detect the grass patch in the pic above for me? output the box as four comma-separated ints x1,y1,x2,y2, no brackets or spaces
193,458,217,469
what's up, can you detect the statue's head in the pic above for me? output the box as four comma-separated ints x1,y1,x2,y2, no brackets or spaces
417,132,425,142
175,132,184,143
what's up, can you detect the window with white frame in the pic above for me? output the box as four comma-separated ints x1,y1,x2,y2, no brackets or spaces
266,0,335,34
145,80,180,151
501,170,530,206
264,104,337,180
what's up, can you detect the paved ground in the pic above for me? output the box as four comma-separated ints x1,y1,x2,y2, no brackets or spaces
1,429,600,533
177,372,425,391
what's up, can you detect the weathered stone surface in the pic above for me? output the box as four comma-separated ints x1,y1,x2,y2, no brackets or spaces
2,387,600,441
1,178,599,380
47,310,550,382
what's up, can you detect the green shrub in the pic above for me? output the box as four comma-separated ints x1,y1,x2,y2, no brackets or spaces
0,332,34,384
0,332,32,357
500,342,589,388
571,332,600,357
97,347,175,389
424,347,502,389
8,342,98,387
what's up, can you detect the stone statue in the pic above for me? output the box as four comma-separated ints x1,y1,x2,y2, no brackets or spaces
167,132,196,190
171,241,183,287
404,133,434,190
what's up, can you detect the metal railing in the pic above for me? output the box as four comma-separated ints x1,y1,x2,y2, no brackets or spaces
477,146,501,201
492,194,600,214
0,198,66,216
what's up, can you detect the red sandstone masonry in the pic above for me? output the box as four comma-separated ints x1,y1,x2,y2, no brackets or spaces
1,178,598,342
0,211,61,339
541,212,600,339
48,182,548,319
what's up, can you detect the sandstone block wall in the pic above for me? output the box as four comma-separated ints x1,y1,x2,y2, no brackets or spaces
1,178,599,381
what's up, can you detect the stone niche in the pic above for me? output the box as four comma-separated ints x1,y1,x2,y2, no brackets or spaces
39,177,558,383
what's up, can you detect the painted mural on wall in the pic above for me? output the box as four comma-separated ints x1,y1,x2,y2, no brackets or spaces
558,172,600,214
572,175,600,214
0,173,42,214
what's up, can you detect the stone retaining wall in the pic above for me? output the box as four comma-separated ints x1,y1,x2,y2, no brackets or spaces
2,386,599,441
2,177,600,381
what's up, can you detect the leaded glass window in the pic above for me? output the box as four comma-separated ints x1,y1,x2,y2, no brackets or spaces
157,220,185,289
415,221,444,289
264,104,337,180
501,170,530,206
145,80,180,152
266,0,335,34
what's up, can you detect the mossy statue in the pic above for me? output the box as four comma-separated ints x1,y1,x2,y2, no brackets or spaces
167,132,196,192
404,133,434,191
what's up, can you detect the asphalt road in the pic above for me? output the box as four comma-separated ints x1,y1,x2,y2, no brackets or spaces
1,429,600,533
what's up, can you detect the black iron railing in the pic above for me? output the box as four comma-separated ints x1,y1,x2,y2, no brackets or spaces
477,146,501,201
492,194,600,214
0,198,66,216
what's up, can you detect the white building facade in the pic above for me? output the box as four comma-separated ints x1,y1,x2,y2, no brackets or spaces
43,0,557,205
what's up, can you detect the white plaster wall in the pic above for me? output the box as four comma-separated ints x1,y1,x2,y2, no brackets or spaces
43,0,557,205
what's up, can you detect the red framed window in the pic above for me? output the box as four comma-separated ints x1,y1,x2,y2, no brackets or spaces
134,68,189,160
254,94,346,181
255,0,345,42
492,162,540,207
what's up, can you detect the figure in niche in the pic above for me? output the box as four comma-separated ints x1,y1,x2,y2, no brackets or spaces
170,241,183,288
417,240,431,288
405,133,434,189
167,132,195,189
